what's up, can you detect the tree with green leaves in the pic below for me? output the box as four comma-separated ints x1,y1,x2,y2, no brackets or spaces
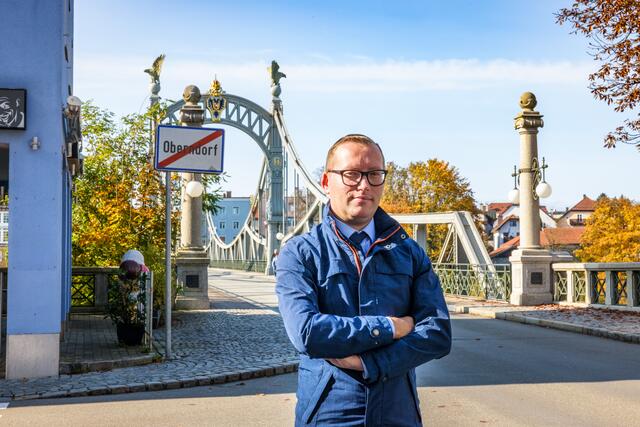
74,102,223,309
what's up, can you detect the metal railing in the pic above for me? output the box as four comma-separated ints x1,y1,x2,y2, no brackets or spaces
434,263,511,302
210,259,268,273
72,267,154,347
552,263,640,307
71,267,120,310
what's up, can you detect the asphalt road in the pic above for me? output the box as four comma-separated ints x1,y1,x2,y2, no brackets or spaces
3,313,640,427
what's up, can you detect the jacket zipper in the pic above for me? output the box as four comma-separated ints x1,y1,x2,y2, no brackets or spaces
330,222,402,316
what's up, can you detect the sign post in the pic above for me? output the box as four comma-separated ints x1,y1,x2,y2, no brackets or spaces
154,124,225,359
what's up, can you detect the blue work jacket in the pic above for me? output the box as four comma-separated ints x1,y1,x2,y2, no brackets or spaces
276,206,452,426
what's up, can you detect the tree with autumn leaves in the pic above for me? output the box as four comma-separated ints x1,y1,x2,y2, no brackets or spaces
380,159,478,260
557,1,640,149
73,103,177,279
576,195,640,262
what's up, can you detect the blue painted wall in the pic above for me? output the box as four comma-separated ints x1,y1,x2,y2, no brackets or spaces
0,0,74,335
209,197,251,243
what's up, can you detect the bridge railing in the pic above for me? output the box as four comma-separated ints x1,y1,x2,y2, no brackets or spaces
552,262,640,307
434,263,511,302
210,259,268,273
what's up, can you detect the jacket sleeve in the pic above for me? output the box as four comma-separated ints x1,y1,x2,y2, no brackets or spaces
276,242,395,359
359,248,451,383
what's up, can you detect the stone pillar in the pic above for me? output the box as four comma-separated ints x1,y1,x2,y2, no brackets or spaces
509,92,553,305
266,83,285,275
175,85,210,310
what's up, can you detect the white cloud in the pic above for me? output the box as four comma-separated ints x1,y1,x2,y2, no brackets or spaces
76,56,593,98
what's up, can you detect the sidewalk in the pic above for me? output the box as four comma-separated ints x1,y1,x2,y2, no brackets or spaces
59,314,157,375
0,269,297,401
0,268,638,401
446,295,640,344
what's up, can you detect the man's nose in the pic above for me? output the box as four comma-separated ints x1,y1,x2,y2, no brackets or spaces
356,174,371,191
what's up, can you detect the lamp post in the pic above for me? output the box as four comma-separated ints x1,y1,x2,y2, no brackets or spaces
508,92,556,305
174,85,211,310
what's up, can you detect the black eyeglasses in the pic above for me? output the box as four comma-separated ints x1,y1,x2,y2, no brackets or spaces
327,169,388,186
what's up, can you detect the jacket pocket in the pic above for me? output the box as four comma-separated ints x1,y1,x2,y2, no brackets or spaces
301,366,333,424
373,257,414,315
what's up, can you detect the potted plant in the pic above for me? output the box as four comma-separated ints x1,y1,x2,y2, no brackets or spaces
106,259,147,346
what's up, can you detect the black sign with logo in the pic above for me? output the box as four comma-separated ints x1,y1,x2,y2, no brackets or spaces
0,89,26,130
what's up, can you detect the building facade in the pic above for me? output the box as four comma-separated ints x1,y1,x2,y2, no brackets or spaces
209,194,251,243
556,195,596,227
0,0,76,378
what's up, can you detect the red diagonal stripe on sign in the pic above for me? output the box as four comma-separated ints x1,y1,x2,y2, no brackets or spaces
158,130,223,168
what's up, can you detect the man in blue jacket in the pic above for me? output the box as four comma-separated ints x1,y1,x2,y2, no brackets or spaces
276,134,452,426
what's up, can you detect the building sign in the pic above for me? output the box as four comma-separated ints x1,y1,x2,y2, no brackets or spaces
0,89,26,130
154,125,225,173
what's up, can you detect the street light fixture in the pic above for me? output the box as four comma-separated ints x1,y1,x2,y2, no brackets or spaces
185,180,204,198
508,157,552,203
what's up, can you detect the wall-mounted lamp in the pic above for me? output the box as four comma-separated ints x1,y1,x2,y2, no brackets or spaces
508,157,552,204
30,136,40,151
276,232,284,241
64,95,82,119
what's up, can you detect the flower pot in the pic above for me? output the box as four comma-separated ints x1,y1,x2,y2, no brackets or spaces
116,322,145,346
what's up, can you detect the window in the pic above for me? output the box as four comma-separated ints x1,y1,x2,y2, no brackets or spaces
219,221,225,229
577,214,583,221
233,221,239,229
510,220,517,227
233,206,239,215
219,207,226,215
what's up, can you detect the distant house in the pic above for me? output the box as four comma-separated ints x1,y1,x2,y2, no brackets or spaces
483,203,557,249
490,227,585,264
207,192,251,244
556,195,597,228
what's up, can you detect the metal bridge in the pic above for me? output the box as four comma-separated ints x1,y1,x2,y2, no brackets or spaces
159,65,494,288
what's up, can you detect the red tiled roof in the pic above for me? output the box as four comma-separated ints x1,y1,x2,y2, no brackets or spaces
569,195,597,212
489,227,585,258
487,202,512,216
541,227,585,246
489,235,520,257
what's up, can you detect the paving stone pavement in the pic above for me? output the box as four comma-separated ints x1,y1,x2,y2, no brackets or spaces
0,302,298,400
3,268,639,401
59,314,155,375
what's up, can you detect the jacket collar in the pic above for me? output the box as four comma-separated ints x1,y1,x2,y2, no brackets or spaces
322,203,401,241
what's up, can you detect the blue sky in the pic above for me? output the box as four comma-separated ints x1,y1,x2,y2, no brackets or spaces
74,0,637,210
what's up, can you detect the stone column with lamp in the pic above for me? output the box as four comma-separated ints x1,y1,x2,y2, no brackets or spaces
175,85,211,310
266,61,286,275
508,92,558,305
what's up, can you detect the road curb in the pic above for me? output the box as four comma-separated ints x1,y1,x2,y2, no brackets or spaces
11,362,299,401
59,354,158,375
451,304,640,345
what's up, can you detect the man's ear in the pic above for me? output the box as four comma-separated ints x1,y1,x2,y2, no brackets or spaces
321,171,330,194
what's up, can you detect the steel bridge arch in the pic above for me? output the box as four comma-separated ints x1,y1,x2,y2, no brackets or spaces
161,92,285,274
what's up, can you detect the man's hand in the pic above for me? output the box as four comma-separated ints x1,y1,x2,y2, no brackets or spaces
327,355,364,371
389,316,415,339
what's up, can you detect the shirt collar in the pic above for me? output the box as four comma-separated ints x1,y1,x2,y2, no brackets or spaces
333,216,376,242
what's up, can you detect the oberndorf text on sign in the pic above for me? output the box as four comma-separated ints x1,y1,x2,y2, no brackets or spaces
154,125,225,173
